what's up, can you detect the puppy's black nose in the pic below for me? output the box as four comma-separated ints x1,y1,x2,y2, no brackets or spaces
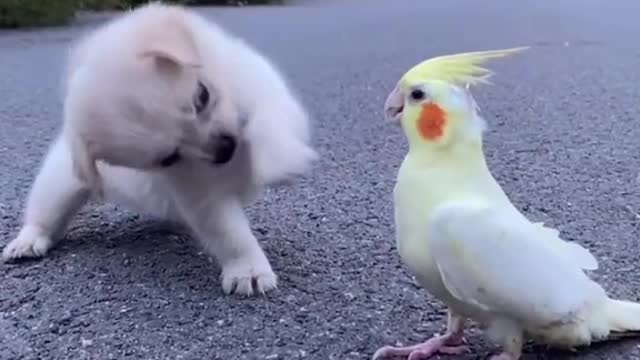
212,134,236,164
159,149,181,167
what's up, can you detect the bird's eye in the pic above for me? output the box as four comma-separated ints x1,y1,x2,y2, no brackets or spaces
410,88,426,101
194,81,210,114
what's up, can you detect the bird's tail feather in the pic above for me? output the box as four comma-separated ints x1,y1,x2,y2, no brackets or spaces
605,298,640,338
607,331,640,339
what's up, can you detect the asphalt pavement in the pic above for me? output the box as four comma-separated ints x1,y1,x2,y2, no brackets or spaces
1,0,640,359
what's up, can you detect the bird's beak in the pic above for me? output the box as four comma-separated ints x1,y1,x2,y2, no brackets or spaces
384,84,404,124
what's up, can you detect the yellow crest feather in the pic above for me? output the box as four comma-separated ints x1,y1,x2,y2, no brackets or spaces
400,46,529,88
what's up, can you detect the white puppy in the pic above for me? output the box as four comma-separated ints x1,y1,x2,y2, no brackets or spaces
2,3,317,296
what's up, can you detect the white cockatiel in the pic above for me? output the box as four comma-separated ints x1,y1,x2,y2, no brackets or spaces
372,47,640,360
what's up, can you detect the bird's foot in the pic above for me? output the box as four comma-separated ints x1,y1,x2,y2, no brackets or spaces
372,332,468,360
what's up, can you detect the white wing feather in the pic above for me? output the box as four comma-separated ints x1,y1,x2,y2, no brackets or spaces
531,221,598,270
428,201,606,327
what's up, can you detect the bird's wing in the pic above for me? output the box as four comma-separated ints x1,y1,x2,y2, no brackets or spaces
530,221,598,271
428,201,604,327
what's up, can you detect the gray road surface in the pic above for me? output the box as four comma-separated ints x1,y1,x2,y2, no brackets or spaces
1,0,640,359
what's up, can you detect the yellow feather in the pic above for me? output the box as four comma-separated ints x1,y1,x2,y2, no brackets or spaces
400,46,529,88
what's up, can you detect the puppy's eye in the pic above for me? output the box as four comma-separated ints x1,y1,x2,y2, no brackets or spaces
194,81,210,114
410,88,426,101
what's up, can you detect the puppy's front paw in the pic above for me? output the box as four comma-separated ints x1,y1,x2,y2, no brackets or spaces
2,226,53,261
220,253,277,296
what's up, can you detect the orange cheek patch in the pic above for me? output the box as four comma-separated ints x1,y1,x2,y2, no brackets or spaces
417,103,447,140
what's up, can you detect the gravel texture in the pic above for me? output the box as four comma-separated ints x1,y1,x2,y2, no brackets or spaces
1,0,640,359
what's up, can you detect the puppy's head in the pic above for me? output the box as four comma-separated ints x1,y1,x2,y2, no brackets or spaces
66,4,243,178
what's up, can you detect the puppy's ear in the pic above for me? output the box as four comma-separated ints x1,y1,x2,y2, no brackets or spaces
138,18,202,72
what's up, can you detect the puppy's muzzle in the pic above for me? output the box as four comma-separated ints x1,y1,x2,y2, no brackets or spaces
211,133,237,164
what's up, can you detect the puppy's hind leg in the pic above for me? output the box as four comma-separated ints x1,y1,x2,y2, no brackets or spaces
171,186,277,296
3,135,91,261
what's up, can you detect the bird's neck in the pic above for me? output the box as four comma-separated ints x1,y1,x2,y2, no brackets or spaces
406,138,490,175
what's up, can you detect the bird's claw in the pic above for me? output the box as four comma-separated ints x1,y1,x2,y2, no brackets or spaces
372,334,468,360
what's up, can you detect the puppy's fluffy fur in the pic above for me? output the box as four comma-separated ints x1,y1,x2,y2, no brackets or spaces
2,3,317,296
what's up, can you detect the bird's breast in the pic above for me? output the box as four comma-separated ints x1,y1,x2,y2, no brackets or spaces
393,179,449,297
